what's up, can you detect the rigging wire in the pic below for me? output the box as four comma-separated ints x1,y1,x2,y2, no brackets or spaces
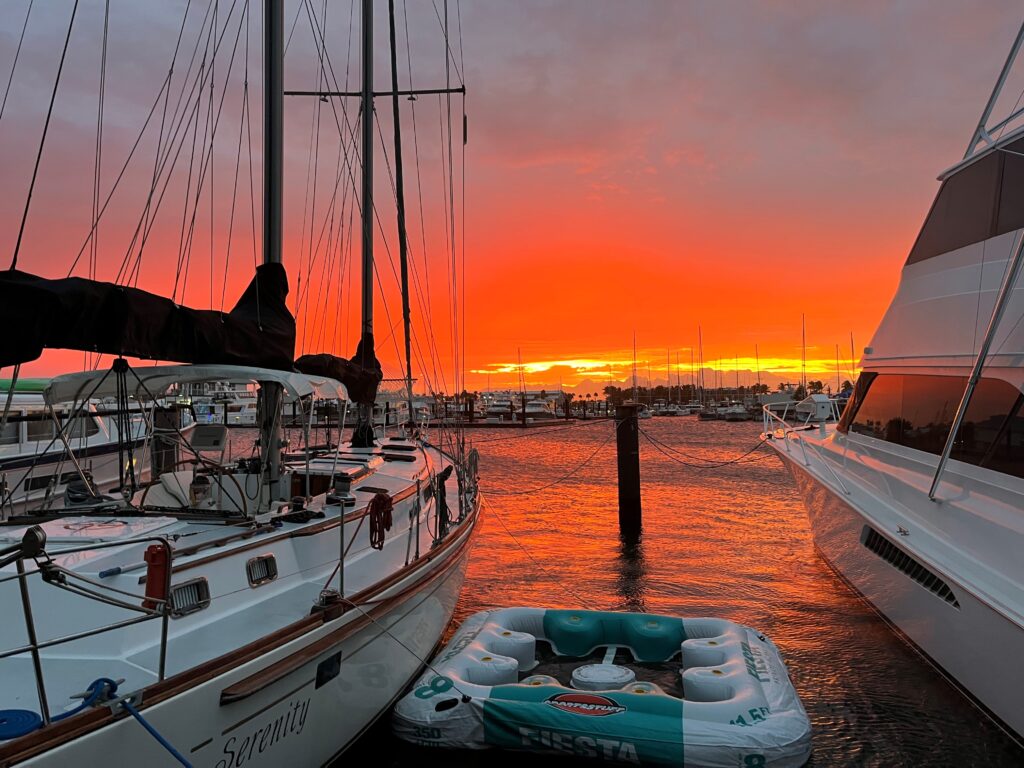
118,0,218,283
65,0,195,279
220,0,252,311
299,0,451,394
111,0,221,284
0,0,33,126
402,0,447,395
10,0,80,271
174,1,246,303
121,0,236,287
85,0,110,369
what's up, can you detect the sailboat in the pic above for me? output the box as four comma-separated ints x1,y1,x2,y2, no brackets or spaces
765,24,1024,742
0,1,479,764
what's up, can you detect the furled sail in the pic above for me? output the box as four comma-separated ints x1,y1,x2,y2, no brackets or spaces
295,337,383,407
0,263,295,371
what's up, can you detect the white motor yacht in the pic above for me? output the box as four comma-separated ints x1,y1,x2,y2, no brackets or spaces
523,399,556,420
766,26,1024,742
1,379,167,519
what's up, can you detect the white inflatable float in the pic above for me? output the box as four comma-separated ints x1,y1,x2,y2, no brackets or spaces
393,608,811,767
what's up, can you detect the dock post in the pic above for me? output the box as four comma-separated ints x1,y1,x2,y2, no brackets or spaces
615,404,642,538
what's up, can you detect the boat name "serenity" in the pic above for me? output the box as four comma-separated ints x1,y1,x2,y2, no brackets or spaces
216,696,311,768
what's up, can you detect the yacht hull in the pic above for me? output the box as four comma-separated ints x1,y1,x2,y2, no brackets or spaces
778,453,1024,741
10,508,478,767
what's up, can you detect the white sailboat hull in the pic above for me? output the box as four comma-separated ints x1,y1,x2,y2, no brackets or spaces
17,517,475,768
778,453,1024,740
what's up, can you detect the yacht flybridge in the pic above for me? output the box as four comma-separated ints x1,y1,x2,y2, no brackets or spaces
0,0,478,764
766,24,1024,742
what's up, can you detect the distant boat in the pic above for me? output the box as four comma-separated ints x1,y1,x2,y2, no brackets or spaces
0,378,155,518
722,402,752,422
766,24,1024,741
524,399,557,420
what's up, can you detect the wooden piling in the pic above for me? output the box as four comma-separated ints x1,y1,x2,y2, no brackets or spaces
615,403,642,537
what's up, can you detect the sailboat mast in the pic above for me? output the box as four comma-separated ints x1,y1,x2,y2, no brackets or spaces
258,0,284,504
264,0,282,266
360,0,374,342
353,0,377,445
387,0,415,427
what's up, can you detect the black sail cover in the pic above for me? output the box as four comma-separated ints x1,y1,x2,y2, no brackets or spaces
0,263,296,371
295,336,383,407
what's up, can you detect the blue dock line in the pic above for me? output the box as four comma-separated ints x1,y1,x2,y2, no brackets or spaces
0,678,192,767
120,700,192,767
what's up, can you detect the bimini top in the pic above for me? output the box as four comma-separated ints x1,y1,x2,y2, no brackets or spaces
44,364,347,406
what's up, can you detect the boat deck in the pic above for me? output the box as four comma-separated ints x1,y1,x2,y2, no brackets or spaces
0,439,466,720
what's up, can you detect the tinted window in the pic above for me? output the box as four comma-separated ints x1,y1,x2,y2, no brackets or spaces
901,375,964,455
845,373,1024,480
952,377,1024,476
850,375,905,443
907,152,999,265
996,138,1024,235
907,134,1024,265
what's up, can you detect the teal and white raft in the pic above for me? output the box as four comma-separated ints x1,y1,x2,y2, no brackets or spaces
393,608,812,767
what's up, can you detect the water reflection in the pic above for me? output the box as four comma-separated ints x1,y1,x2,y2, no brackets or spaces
615,533,647,613
336,417,1023,767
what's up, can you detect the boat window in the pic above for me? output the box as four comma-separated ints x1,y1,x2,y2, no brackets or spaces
907,151,999,265
0,418,18,445
849,375,905,443
26,418,56,442
66,416,100,439
996,139,1024,235
951,378,1024,477
906,134,1024,265
843,372,1024,479
836,373,876,433
900,375,964,455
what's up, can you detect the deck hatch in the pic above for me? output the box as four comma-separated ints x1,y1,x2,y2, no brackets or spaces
170,577,211,617
861,527,960,608
246,554,278,587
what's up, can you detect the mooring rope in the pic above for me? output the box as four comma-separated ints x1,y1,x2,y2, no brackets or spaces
638,425,772,469
468,417,611,445
481,427,615,496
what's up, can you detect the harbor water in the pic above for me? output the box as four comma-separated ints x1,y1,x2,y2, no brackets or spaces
343,417,1024,767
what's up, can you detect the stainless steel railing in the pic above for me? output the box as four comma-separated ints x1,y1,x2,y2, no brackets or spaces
762,401,851,496
0,533,173,725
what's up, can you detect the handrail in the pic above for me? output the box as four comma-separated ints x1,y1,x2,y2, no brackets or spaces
762,402,851,495
3,533,173,724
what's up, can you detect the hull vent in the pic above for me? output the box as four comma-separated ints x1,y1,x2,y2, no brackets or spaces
246,554,278,587
862,527,959,608
170,578,211,617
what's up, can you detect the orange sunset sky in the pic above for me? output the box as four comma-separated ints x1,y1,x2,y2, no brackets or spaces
1,1,1021,393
